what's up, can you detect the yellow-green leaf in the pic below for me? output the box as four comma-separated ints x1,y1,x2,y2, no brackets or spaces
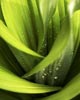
0,66,61,94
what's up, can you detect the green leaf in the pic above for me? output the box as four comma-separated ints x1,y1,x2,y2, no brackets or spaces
0,20,43,58
58,0,68,23
38,0,58,27
37,0,58,52
64,45,80,84
1,0,37,50
1,0,44,72
26,0,44,51
23,16,70,77
47,6,60,52
0,38,24,75
0,66,61,94
36,73,80,100
71,10,80,48
73,0,80,12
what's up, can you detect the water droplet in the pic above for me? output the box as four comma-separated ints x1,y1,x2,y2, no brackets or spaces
42,75,45,79
54,76,58,80
49,70,52,73
44,73,47,76
55,67,59,71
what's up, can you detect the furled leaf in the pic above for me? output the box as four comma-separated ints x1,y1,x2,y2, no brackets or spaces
37,0,58,54
47,6,60,52
35,8,73,85
23,16,70,77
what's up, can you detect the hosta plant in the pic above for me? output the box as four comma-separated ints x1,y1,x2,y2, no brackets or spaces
0,0,80,100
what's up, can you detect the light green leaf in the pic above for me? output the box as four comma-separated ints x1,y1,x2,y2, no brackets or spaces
1,0,44,72
71,10,80,48
38,0,58,27
58,0,68,23
0,66,61,94
1,0,36,50
0,20,43,58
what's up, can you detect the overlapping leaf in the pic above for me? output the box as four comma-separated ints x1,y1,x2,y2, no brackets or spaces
0,0,80,99
0,20,43,71
1,0,44,72
23,16,71,77
0,20,43,58
35,0,75,85
0,66,61,94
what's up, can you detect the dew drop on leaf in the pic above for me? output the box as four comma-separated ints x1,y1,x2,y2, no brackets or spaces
49,70,52,73
42,75,45,79
54,76,58,80
44,73,47,76
55,67,59,71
